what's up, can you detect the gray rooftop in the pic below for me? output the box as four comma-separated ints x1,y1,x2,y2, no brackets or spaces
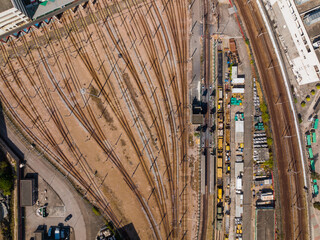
32,0,73,19
0,0,14,13
20,179,34,206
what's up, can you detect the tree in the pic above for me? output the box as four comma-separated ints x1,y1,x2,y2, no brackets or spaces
0,160,14,195
263,157,273,170
311,89,316,95
314,202,320,211
260,102,268,113
311,171,320,180
301,101,306,107
262,112,270,123
306,95,311,101
267,137,273,146
317,83,320,90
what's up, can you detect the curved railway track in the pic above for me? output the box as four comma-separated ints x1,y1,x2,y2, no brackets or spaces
0,0,189,238
235,0,308,239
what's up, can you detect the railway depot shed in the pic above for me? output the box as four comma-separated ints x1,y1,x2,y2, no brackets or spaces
20,179,35,206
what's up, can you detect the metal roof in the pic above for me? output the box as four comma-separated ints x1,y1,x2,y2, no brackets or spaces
20,179,34,206
32,0,73,19
304,8,320,26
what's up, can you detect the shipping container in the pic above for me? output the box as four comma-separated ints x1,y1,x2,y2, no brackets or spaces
314,118,319,129
307,134,311,146
309,148,314,159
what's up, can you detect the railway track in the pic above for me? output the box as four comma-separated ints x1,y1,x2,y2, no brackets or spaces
0,0,190,238
235,0,308,239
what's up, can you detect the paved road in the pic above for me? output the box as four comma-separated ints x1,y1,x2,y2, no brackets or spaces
190,0,202,105
240,39,254,240
0,113,88,239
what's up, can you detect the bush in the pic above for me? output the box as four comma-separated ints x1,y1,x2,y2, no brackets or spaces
294,96,298,103
267,137,273,146
263,157,273,170
311,171,320,180
260,102,268,113
311,89,316,95
0,161,14,195
92,206,101,216
306,95,311,101
262,112,270,123
301,101,306,107
314,202,320,211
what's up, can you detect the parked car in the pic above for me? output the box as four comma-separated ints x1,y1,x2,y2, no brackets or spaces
65,214,72,222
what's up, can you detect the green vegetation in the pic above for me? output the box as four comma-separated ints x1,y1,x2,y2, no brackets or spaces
301,101,306,107
314,202,320,211
0,218,12,239
0,161,14,195
260,103,270,123
194,132,200,137
260,102,267,113
298,114,302,124
311,171,320,180
306,95,311,101
311,89,316,95
317,83,320,90
245,38,250,45
294,96,298,103
92,206,101,216
267,137,273,146
263,156,273,170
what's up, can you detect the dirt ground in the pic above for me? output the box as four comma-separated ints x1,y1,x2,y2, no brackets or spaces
0,0,195,239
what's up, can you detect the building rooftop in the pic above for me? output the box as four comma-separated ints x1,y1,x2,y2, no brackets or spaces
273,0,320,84
304,8,320,26
32,0,73,19
0,0,14,13
20,179,34,206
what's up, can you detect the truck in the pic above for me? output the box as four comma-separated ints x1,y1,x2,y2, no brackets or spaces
236,177,242,193
219,88,223,100
260,194,274,201
55,228,60,240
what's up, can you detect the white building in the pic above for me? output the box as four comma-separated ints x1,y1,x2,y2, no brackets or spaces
0,0,30,35
267,0,320,85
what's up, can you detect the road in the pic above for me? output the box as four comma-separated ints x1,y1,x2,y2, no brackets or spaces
234,0,308,239
0,113,90,239
190,0,202,105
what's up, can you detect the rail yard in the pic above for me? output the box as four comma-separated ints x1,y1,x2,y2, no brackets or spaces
0,0,318,238
0,0,192,239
